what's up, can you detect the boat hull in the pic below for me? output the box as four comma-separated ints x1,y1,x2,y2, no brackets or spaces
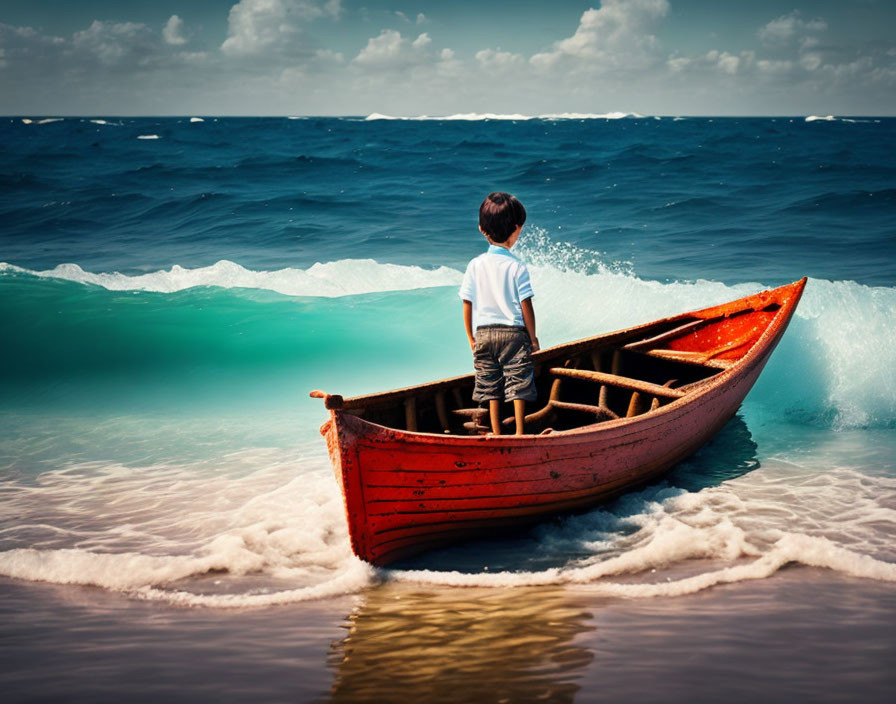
319,279,806,565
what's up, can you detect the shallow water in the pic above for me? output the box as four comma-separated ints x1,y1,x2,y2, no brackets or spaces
2,572,893,703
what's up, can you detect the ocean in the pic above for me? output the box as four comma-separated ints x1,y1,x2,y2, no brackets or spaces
1,114,894,702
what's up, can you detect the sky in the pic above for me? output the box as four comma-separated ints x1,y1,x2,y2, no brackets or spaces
1,0,894,116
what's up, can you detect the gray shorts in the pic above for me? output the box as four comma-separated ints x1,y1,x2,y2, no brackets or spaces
472,325,537,402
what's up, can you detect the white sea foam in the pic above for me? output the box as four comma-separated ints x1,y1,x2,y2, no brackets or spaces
21,118,63,125
390,465,896,596
0,447,377,607
189,117,204,123
532,271,895,429
137,134,160,140
1,452,892,607
0,259,463,297
365,112,644,121
511,229,896,429
804,115,864,123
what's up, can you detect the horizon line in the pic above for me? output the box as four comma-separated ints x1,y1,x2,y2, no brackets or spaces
5,113,894,119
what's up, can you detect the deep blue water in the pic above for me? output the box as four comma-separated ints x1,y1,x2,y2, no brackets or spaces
2,116,894,284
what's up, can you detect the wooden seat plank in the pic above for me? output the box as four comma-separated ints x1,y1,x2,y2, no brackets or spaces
549,367,686,399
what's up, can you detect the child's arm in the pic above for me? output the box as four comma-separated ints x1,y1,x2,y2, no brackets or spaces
462,300,475,351
521,297,539,352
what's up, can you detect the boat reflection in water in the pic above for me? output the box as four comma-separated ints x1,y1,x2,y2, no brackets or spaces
326,415,763,702
327,585,594,703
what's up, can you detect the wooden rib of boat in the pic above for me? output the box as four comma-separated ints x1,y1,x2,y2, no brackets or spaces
312,278,807,566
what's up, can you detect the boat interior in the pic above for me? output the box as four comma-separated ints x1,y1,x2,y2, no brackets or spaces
314,300,783,436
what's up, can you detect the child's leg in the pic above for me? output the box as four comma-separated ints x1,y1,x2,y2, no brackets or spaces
513,399,526,435
489,400,501,435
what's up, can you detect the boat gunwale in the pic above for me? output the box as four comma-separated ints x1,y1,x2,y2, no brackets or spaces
319,278,807,444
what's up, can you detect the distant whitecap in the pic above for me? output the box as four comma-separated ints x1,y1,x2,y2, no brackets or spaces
364,111,647,121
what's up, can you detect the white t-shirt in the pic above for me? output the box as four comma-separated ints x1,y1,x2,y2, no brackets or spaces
459,244,534,330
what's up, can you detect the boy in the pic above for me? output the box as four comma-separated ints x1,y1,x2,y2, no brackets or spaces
460,192,539,435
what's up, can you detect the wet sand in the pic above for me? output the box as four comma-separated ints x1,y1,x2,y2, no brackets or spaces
2,568,893,703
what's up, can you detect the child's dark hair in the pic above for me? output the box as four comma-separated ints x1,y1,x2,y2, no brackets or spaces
479,192,526,243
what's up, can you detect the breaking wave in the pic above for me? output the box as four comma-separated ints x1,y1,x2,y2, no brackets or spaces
2,230,893,428
0,259,462,297
805,115,876,123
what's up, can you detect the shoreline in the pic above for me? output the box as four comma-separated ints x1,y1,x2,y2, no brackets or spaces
2,567,893,703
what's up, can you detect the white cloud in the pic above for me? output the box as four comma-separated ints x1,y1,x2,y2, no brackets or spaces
412,33,431,50
436,48,463,79
757,59,794,75
818,56,874,82
715,51,740,75
530,0,669,72
667,49,753,76
1,3,894,117
221,0,341,56
352,29,432,69
800,36,820,51
178,51,210,64
313,48,343,64
72,20,156,66
758,12,827,45
666,56,690,73
868,65,896,85
162,15,188,46
0,22,64,65
800,52,822,72
475,48,525,72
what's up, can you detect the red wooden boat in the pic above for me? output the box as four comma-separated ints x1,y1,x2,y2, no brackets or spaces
312,278,807,566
